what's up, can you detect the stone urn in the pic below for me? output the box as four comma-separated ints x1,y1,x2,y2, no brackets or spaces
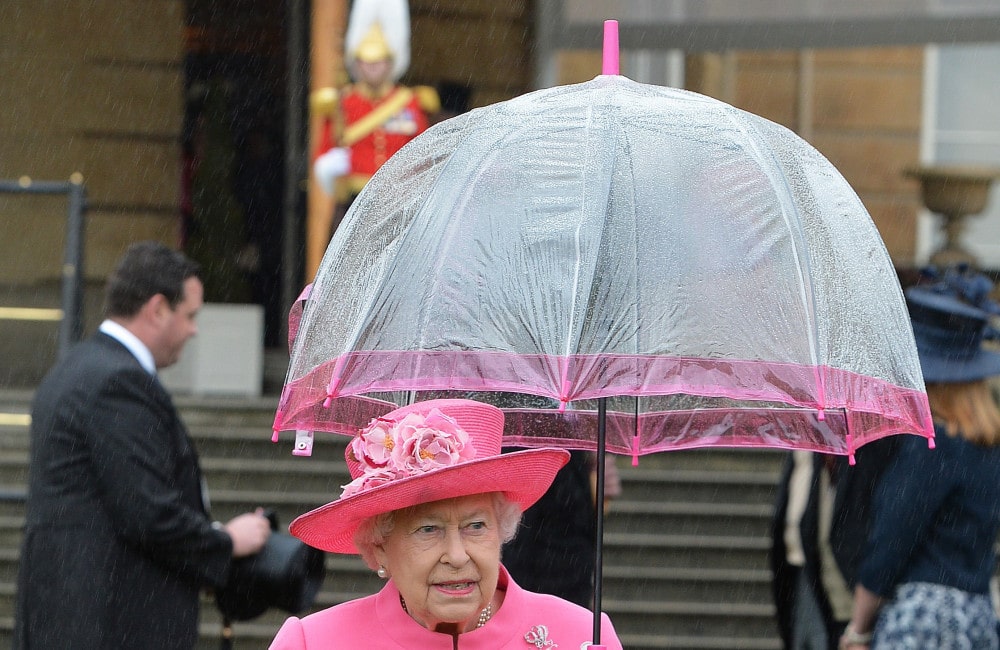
905,164,1000,266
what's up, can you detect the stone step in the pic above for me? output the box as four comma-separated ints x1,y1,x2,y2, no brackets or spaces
198,456,349,496
175,397,281,429
609,501,774,537
190,427,347,461
605,598,777,642
618,467,780,504
0,549,17,585
0,391,34,411
630,448,785,473
0,427,29,454
620,632,781,650
0,492,25,519
600,565,773,603
0,393,280,433
0,517,21,549
604,532,772,571
0,582,12,620
202,489,338,533
0,454,28,487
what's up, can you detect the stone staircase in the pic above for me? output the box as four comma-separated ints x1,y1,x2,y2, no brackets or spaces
604,450,783,649
0,390,786,650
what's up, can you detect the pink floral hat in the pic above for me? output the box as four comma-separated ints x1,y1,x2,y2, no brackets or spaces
289,399,570,554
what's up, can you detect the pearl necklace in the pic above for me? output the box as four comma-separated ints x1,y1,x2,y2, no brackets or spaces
476,603,493,628
399,596,493,629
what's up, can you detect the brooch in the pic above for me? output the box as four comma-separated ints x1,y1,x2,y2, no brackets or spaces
524,625,558,648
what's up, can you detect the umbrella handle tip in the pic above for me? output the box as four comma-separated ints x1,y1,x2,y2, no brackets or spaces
293,430,315,457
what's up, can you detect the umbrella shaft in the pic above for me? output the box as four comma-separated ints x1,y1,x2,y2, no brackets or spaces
593,397,607,644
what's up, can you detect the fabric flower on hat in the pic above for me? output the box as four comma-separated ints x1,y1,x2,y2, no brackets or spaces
391,409,476,473
350,417,396,468
340,408,476,498
340,466,398,498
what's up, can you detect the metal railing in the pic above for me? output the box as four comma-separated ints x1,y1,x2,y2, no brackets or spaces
0,174,87,359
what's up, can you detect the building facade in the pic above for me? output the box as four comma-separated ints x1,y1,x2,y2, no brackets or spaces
2,0,999,386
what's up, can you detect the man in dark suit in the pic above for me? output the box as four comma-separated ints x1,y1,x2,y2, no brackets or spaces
14,241,271,649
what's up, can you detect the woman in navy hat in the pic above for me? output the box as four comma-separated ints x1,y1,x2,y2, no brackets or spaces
839,266,1000,650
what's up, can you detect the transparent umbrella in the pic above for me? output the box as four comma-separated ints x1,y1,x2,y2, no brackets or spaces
274,74,931,456
272,22,934,645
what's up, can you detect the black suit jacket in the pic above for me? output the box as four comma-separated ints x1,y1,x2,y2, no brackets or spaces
15,332,233,649
502,449,596,607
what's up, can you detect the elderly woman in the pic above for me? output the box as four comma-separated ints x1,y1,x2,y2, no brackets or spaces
270,398,623,649
839,268,1000,650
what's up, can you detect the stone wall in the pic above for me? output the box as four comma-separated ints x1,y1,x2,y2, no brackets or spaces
554,46,924,265
408,0,534,109
0,0,185,284
688,47,924,264
0,0,924,288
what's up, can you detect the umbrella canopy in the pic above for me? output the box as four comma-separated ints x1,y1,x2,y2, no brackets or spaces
273,73,933,461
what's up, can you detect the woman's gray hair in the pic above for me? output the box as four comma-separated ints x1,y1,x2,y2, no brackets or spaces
353,492,523,570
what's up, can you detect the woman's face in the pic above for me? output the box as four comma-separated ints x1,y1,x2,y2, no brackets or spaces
374,493,501,632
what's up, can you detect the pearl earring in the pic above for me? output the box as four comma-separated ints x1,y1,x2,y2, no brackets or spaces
377,566,388,579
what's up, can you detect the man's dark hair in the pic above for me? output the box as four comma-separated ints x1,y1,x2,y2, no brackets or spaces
103,241,201,318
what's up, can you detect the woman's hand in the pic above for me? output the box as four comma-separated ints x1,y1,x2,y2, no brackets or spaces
841,583,882,650
838,623,872,650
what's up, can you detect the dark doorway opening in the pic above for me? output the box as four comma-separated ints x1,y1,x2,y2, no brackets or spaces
182,0,298,349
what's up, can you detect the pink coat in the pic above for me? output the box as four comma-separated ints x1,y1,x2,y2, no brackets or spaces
270,565,623,649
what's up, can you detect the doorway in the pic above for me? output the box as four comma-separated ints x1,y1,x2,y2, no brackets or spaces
182,0,304,349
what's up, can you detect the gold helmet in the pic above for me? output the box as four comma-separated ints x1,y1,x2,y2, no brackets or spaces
354,23,392,64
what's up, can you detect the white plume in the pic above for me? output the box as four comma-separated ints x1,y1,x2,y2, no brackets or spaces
344,0,411,82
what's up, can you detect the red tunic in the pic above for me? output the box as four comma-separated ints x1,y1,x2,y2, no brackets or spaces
341,85,430,179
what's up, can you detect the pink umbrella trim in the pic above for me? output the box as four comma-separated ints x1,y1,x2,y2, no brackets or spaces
273,349,933,457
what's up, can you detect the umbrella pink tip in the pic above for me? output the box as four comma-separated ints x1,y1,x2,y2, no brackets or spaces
848,453,856,466
324,374,343,407
557,400,568,413
816,409,825,421
927,435,936,449
602,20,619,75
271,410,284,442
